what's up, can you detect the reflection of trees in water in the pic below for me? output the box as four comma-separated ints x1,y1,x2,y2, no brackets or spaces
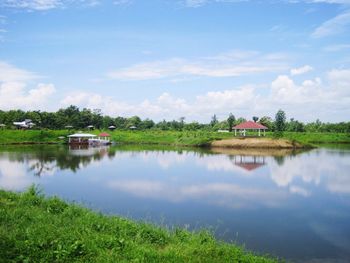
273,156,285,166
0,145,117,177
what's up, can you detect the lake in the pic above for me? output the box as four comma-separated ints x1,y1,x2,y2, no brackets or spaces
0,144,350,262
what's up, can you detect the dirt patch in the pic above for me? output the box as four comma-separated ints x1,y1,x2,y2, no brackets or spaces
211,137,304,149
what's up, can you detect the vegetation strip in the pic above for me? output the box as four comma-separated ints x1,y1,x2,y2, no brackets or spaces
1,130,350,147
0,187,278,262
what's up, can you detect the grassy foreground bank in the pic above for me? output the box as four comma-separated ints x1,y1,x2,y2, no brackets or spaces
0,187,278,263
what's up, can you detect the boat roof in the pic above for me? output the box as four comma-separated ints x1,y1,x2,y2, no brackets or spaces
68,133,96,138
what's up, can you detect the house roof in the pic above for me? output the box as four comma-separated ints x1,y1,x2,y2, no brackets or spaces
233,121,268,130
98,132,110,137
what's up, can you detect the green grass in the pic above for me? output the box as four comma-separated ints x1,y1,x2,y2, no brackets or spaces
274,132,350,145
1,129,349,147
0,130,69,144
109,130,233,146
0,130,234,146
0,187,279,263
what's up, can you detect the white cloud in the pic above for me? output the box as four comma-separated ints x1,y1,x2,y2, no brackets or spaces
0,61,39,82
311,10,350,38
107,51,288,81
1,0,102,10
0,61,55,110
113,0,132,5
324,44,350,52
184,0,208,7
1,0,62,10
290,65,313,76
0,82,56,110
63,67,350,122
183,0,252,8
61,85,258,121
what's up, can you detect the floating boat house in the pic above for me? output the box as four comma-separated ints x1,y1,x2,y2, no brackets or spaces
68,133,96,145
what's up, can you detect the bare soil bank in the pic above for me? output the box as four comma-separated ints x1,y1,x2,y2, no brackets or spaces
211,137,305,149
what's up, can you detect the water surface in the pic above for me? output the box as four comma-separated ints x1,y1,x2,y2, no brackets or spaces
0,145,350,262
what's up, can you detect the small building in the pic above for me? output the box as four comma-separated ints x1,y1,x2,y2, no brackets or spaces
108,125,116,131
129,126,137,130
13,119,35,129
0,124,5,129
233,121,268,137
68,133,96,144
87,125,94,130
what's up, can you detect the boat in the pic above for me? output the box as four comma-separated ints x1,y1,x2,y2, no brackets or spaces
68,133,97,145
68,132,112,146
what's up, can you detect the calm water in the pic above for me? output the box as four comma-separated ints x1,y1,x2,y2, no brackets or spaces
1,145,350,262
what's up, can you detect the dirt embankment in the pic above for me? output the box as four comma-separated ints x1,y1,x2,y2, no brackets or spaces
211,137,305,149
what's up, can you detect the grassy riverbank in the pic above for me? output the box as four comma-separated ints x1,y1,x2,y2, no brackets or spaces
0,130,69,145
0,130,232,146
278,132,350,145
0,187,278,263
0,129,349,146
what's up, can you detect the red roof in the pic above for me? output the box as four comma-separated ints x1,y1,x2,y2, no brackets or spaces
98,132,111,137
233,121,268,130
235,162,265,171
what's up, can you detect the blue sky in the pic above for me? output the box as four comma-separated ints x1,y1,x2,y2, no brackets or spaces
0,0,350,122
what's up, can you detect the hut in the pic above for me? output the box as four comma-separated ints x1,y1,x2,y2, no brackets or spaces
232,121,268,137
108,125,116,131
0,124,5,129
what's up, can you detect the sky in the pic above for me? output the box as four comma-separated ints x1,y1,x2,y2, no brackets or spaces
0,0,350,122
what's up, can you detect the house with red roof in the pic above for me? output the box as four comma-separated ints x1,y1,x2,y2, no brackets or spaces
232,121,268,137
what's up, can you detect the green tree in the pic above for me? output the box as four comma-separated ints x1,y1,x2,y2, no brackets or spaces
252,116,259,122
274,109,286,136
227,113,236,132
259,116,273,130
210,114,218,127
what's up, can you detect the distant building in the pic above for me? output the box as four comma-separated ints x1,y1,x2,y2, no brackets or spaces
13,119,35,129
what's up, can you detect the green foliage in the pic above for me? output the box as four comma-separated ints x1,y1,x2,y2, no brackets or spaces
227,113,236,132
210,114,218,127
274,110,286,137
0,188,279,263
0,105,349,134
260,116,273,130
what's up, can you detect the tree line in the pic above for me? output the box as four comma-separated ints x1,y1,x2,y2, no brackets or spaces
0,105,349,133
